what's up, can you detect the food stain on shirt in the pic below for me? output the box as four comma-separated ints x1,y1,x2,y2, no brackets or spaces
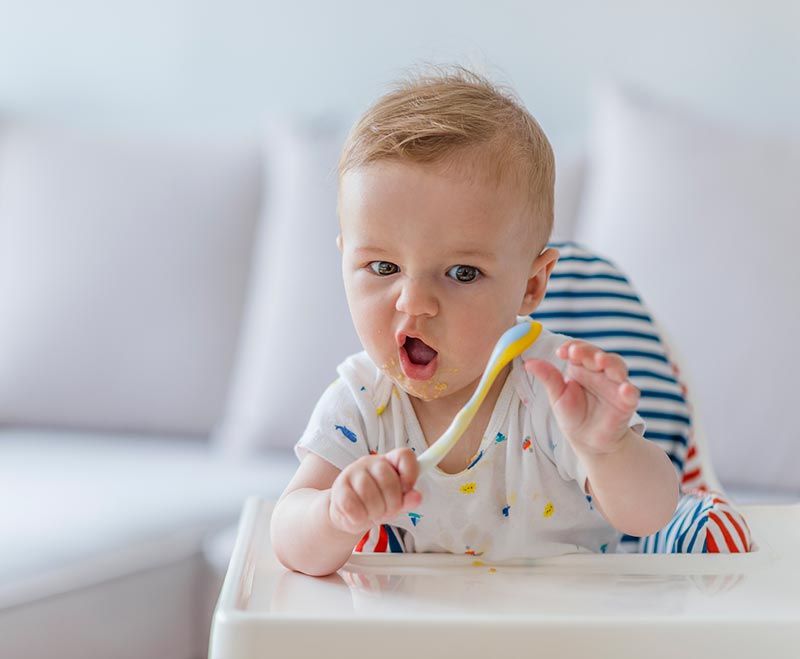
503,492,518,517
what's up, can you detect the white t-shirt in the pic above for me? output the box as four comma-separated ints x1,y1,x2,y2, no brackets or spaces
296,326,644,560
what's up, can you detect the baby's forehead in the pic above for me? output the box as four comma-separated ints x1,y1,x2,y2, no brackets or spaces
345,143,521,185
342,155,534,222
339,160,540,254
340,153,530,212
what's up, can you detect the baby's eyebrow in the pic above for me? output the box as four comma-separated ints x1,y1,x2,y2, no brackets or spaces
449,248,495,260
351,245,496,261
352,245,391,257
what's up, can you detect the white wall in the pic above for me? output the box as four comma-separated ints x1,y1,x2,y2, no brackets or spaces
1,0,798,151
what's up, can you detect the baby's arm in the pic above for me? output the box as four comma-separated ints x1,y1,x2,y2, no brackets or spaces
271,448,422,577
525,340,679,537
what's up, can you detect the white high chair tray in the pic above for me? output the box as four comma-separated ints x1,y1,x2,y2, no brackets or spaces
210,497,800,659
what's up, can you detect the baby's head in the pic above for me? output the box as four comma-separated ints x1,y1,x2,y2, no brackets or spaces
337,66,559,403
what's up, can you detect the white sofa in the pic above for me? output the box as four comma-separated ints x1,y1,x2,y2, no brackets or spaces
0,123,306,659
2,85,798,658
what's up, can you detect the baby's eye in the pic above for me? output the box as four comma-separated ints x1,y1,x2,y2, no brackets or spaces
447,265,481,283
368,261,399,276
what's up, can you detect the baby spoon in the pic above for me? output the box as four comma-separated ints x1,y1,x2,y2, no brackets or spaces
416,320,543,475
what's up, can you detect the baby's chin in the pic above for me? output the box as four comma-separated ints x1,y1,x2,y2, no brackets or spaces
379,364,450,401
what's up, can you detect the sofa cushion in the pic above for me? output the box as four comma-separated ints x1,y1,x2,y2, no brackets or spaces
0,428,296,608
0,124,262,435
575,85,800,492
215,121,362,453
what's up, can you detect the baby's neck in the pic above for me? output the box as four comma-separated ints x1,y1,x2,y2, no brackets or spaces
409,364,511,474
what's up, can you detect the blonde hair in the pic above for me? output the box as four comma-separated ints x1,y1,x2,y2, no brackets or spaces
338,66,555,247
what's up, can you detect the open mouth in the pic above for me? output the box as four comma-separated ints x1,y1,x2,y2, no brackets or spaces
405,337,438,365
399,336,439,380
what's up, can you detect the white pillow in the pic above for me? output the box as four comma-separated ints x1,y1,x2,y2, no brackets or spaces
0,124,262,435
552,148,587,241
575,86,800,492
215,121,362,453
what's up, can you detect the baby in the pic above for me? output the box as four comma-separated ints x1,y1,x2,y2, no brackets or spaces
271,67,679,576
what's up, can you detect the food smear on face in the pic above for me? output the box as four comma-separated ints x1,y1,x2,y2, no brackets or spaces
379,360,457,401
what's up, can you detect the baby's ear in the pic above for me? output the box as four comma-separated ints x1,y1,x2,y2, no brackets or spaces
336,234,343,252
518,247,559,315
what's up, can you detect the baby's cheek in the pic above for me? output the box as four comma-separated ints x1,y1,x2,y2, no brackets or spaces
350,302,389,345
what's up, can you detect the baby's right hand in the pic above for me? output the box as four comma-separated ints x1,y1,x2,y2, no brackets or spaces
328,447,422,536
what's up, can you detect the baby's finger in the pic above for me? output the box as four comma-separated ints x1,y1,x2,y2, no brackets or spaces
385,447,419,493
594,350,629,383
401,489,423,511
368,459,403,516
560,341,603,371
330,479,369,532
525,358,567,405
619,381,640,406
349,468,386,523
555,340,578,360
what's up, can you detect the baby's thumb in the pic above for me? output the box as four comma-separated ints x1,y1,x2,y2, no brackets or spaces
525,358,567,405
401,489,423,510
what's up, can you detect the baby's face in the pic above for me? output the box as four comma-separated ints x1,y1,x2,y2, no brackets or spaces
338,159,543,404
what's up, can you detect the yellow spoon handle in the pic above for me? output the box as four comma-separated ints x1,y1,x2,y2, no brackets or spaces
417,321,542,475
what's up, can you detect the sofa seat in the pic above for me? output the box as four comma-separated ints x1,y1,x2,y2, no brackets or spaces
1,429,297,658
1,429,297,607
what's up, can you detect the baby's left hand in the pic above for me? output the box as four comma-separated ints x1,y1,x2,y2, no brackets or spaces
525,340,639,456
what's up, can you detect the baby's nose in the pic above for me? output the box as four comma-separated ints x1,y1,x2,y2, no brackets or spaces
395,278,438,317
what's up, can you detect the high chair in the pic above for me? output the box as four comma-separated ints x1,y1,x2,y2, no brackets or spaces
209,244,800,659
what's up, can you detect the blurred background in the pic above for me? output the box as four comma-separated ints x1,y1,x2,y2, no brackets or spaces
1,2,799,658
2,1,799,144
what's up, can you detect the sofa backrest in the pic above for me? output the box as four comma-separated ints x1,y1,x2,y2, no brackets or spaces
0,123,263,435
